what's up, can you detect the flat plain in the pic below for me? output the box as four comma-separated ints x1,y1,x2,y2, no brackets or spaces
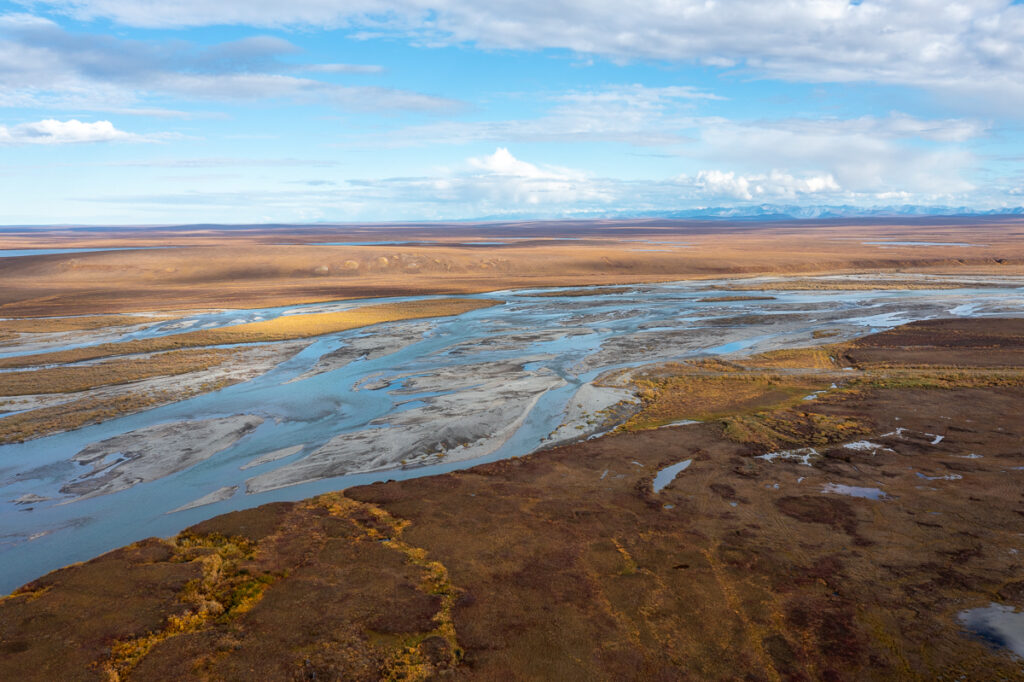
2,217,1023,316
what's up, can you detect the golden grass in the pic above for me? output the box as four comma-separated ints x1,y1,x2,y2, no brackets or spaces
0,315,174,334
622,336,1024,450
720,411,871,451
850,369,1024,390
739,346,840,370
99,532,276,681
315,494,464,680
623,373,834,430
0,378,235,444
209,297,493,341
0,348,239,396
0,298,496,369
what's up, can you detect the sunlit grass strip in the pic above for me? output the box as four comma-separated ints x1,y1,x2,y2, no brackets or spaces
0,315,175,334
0,298,497,369
622,373,836,431
0,348,239,396
0,379,236,444
315,493,464,679
97,532,277,681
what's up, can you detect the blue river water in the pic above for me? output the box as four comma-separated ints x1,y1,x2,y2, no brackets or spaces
1,276,1023,591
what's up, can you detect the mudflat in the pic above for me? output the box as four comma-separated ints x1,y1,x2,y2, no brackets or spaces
3,317,1023,680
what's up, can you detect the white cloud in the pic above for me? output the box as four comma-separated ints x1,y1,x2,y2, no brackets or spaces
0,13,458,113
26,1,1024,104
469,147,569,179
455,147,607,207
0,118,154,144
695,115,978,195
365,84,720,148
73,141,1003,224
692,169,840,201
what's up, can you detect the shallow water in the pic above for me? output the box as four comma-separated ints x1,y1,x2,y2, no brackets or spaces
652,460,693,493
0,247,168,258
822,483,889,500
959,603,1024,658
1,276,1023,591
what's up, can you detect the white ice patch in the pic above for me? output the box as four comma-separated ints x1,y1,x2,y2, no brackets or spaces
844,440,893,453
757,447,819,466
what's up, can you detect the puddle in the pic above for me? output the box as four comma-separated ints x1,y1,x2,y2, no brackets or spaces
652,459,693,493
959,603,1024,658
916,472,962,481
822,483,889,500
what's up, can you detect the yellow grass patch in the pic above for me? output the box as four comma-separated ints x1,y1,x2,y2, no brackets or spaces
0,379,236,444
739,346,840,370
624,374,833,430
0,298,497,369
0,315,174,334
0,348,239,396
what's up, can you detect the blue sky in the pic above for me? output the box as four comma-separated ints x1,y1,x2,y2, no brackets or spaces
1,0,1023,223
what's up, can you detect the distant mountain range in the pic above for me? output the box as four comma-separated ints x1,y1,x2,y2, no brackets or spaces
644,204,1024,220
472,204,1024,222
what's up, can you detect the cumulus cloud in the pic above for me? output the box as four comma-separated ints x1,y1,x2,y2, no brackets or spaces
692,170,840,201
78,142,998,224
469,147,571,179
0,118,153,144
450,147,608,207
25,0,1024,104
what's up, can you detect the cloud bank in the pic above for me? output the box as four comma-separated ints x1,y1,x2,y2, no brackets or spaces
25,1,1024,104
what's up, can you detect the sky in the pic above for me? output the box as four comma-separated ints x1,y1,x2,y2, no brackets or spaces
1,0,1023,224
